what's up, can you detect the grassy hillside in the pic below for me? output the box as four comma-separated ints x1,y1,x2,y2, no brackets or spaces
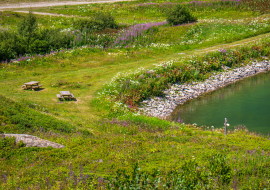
0,0,270,189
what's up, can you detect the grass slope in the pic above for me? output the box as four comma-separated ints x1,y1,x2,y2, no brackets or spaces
0,0,270,189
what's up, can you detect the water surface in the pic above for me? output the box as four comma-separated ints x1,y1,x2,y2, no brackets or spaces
169,72,270,135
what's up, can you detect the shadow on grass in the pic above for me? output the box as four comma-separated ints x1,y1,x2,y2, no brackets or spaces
33,88,45,92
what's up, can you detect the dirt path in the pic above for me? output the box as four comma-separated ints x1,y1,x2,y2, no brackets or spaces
10,10,80,17
0,0,218,11
0,0,130,10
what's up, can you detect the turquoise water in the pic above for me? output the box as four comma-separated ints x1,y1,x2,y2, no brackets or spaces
169,72,270,135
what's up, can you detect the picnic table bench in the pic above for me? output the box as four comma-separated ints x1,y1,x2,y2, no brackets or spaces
22,81,43,90
57,91,76,101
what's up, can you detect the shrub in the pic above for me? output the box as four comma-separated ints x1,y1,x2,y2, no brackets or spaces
93,12,118,29
166,5,197,26
31,28,72,53
0,27,73,61
73,12,118,31
17,11,38,45
0,30,22,61
73,19,104,31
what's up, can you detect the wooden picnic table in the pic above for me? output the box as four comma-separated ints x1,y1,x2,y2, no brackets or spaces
57,91,76,101
22,81,43,90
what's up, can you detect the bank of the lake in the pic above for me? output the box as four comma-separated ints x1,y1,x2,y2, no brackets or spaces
139,58,270,120
169,70,270,134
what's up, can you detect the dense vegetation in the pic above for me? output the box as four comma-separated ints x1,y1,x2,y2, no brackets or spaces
0,0,270,189
0,12,119,61
2,0,270,62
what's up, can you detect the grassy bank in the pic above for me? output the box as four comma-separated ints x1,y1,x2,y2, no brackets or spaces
0,0,270,189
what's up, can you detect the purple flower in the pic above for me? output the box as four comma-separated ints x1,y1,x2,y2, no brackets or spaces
114,22,167,47
177,117,183,123
219,48,227,53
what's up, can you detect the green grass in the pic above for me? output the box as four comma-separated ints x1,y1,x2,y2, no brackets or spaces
1,0,270,188
17,1,259,24
0,11,75,30
1,113,270,188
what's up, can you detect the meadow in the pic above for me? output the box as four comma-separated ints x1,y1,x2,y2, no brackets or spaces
1,0,270,189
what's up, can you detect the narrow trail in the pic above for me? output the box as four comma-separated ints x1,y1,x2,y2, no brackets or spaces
10,10,80,17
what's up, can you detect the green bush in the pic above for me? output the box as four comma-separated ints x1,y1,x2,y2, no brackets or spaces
17,11,38,46
0,28,73,61
93,12,118,29
0,31,20,61
32,28,72,53
166,5,197,26
73,19,104,31
73,12,118,31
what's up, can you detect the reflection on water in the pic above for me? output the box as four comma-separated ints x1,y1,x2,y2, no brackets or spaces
169,71,270,135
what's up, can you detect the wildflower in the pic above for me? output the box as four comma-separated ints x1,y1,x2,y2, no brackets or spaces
219,48,227,53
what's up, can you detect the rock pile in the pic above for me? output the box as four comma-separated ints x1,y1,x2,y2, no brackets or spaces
3,134,65,148
139,59,270,118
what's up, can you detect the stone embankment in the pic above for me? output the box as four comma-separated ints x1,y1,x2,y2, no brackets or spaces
139,59,270,118
2,134,65,148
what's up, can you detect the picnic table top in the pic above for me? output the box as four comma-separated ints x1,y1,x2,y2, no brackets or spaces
60,91,71,96
24,81,40,85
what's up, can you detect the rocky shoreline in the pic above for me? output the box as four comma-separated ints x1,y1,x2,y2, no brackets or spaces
139,59,270,119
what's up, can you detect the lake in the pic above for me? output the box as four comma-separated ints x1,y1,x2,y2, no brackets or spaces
169,71,270,135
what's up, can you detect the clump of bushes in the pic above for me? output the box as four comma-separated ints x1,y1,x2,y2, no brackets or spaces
0,29,72,61
0,12,73,61
166,5,197,26
0,12,119,62
73,12,118,31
